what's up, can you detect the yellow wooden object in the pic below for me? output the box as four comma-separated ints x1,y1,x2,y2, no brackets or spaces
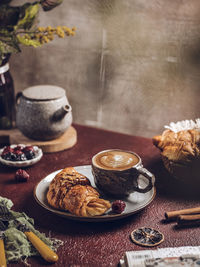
0,239,7,267
0,126,77,153
24,231,58,263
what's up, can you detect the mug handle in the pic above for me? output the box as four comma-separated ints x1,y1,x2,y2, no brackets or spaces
132,165,155,193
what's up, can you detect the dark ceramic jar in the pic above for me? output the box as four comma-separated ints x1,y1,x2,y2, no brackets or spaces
0,55,15,129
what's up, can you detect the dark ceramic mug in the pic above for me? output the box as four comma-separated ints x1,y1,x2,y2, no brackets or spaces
92,149,155,196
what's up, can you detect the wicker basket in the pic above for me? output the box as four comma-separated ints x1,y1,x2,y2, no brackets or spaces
162,155,200,185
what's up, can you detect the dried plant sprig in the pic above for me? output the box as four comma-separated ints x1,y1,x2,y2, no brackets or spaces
16,26,76,47
0,0,75,65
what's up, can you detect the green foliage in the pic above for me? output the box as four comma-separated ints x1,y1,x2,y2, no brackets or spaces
17,35,41,48
0,5,20,29
0,39,20,55
0,196,62,263
15,3,39,30
0,2,39,62
0,0,65,64
0,32,21,64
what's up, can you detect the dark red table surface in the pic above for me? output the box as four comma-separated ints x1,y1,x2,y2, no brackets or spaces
1,124,200,267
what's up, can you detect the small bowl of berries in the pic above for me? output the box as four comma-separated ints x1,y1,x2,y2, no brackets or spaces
0,144,43,167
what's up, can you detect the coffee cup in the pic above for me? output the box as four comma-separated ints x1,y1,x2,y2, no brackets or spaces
92,149,155,196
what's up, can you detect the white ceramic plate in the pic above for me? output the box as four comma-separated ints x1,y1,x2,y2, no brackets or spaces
34,165,156,222
0,144,43,167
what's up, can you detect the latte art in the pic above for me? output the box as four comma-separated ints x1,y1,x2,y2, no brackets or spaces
93,150,139,170
100,154,134,168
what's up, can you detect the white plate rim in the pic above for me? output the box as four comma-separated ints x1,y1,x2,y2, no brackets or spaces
34,165,156,222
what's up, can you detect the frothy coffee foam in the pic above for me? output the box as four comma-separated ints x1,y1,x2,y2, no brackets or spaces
93,150,139,170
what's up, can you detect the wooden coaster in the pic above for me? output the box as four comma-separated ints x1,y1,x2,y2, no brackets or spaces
0,126,77,153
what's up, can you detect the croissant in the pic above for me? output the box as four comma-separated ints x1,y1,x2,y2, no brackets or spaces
47,167,111,216
61,185,111,217
152,129,200,183
153,129,200,162
47,167,91,209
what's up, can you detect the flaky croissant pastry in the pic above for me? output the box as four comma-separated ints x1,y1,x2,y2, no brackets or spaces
47,167,111,217
153,129,200,162
47,167,91,209
61,185,111,217
152,129,200,183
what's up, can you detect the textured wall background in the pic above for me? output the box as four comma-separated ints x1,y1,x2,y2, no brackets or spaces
11,0,200,137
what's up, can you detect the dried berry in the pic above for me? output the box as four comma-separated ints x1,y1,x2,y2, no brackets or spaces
13,150,27,161
130,227,164,247
15,169,30,182
13,146,23,151
1,145,37,162
25,150,35,160
19,153,27,161
22,146,34,152
2,146,13,155
112,200,126,214
22,146,35,160
2,152,12,161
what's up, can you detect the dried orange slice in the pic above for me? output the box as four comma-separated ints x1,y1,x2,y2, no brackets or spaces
130,227,164,247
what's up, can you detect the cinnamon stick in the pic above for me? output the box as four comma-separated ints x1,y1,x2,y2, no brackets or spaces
165,207,200,220
177,214,200,226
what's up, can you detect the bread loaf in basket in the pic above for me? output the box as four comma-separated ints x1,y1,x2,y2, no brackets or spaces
152,119,200,185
